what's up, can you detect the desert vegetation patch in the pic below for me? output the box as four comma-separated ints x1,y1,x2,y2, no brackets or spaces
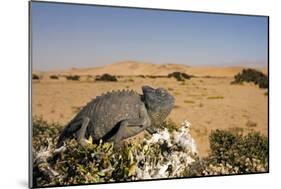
231,69,268,89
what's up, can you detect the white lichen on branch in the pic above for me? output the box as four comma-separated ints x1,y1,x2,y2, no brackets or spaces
33,139,66,179
133,120,197,179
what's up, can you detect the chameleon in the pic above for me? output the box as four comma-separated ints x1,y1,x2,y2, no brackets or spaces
57,86,175,148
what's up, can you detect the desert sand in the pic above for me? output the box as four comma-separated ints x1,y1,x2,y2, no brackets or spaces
32,61,268,156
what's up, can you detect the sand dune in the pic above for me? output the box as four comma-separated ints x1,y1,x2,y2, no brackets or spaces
35,61,267,78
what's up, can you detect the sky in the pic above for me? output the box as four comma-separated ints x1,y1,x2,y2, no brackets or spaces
31,2,268,71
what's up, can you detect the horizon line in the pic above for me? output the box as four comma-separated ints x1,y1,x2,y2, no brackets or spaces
33,60,268,72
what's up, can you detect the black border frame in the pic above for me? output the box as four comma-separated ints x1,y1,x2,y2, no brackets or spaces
28,1,270,188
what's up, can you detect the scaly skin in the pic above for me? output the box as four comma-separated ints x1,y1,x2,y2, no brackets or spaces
57,86,174,148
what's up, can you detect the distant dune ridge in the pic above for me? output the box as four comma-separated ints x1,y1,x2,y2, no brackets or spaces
34,60,267,77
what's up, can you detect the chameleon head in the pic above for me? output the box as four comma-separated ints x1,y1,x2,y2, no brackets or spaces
142,85,175,125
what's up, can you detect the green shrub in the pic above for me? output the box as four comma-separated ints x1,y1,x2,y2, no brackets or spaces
32,118,268,187
181,73,192,79
138,75,145,78
168,72,193,81
32,118,187,187
95,74,117,82
185,130,268,176
231,69,268,89
32,116,62,152
50,75,59,80
66,75,80,81
32,74,40,80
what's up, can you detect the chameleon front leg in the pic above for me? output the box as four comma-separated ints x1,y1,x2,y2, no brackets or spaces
77,117,92,146
113,106,151,147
